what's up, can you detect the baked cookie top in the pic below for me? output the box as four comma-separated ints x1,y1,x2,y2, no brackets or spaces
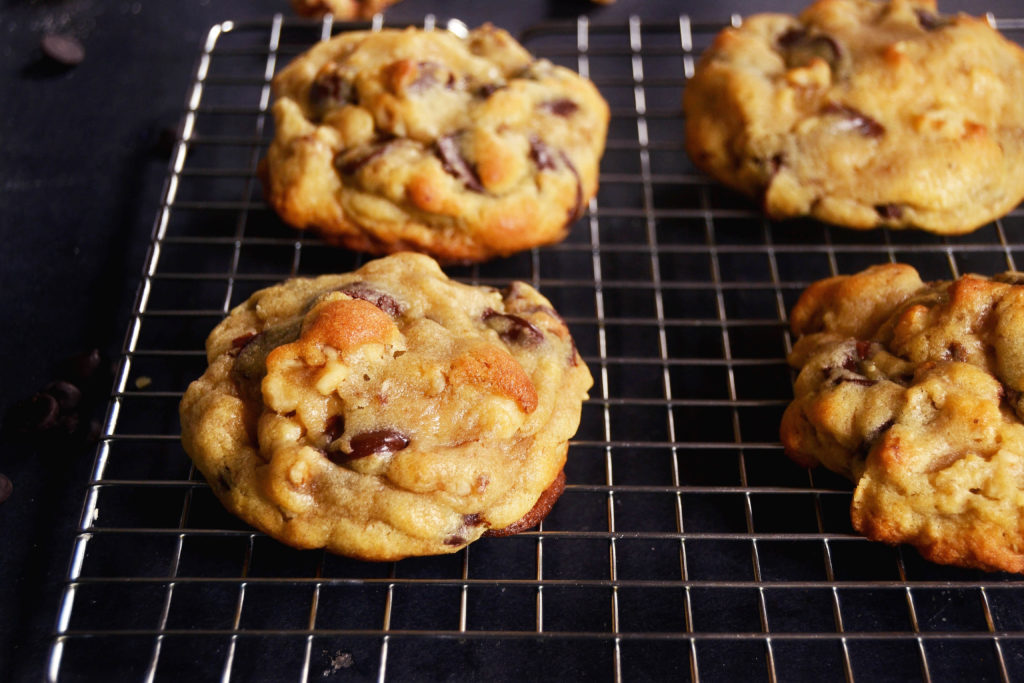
179,253,592,561
261,25,609,262
683,0,1024,234
290,0,397,20
782,264,1024,573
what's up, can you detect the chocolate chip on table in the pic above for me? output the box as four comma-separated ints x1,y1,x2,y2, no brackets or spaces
0,473,11,505
821,102,885,137
483,309,544,347
435,135,484,192
44,381,82,414
40,33,85,67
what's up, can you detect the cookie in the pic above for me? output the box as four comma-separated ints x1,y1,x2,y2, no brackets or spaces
179,253,592,560
290,0,398,20
781,263,1024,573
261,25,609,262
683,0,1024,234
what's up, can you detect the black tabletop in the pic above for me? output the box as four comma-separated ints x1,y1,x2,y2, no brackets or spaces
0,0,1018,680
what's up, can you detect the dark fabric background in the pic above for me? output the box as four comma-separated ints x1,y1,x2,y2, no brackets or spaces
0,0,1012,679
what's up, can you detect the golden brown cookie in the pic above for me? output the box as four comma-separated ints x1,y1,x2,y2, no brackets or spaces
261,25,609,262
683,0,1024,234
782,264,1024,573
179,253,592,561
290,0,398,20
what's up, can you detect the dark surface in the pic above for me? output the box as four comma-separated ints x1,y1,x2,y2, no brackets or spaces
0,0,1018,680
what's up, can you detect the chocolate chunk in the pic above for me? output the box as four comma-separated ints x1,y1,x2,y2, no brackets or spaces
338,281,404,317
875,204,904,220
41,34,85,66
842,355,859,372
323,415,346,443
541,99,579,117
464,513,485,527
231,333,257,350
406,61,456,94
436,135,484,192
559,150,585,222
778,28,841,72
769,153,785,176
443,534,466,546
0,473,11,505
845,377,876,387
231,319,303,387
915,9,952,31
529,137,557,171
476,83,504,98
309,69,356,115
335,144,389,176
44,381,81,413
216,470,232,492
946,342,969,362
347,428,410,459
483,309,544,347
855,341,872,360
10,393,60,433
822,103,885,137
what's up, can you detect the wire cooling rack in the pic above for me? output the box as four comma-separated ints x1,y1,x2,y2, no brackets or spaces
46,12,1024,683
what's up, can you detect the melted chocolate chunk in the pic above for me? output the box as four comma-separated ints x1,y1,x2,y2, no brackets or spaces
335,144,389,176
483,309,544,347
822,103,885,137
309,69,356,114
216,470,232,492
855,341,872,360
845,377,877,387
875,204,904,220
436,135,484,192
541,99,579,117
231,319,303,388
476,83,504,98
444,534,466,546
559,150,585,222
348,429,410,459
464,513,485,527
529,137,557,171
323,415,346,443
406,61,457,94
915,9,953,31
778,28,842,72
338,281,403,317
231,333,257,350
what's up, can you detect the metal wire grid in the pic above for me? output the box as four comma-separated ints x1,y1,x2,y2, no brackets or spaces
44,11,1024,683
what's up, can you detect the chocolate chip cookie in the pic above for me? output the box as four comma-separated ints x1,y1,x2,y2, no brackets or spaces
179,253,592,561
782,263,1024,573
290,0,398,20
261,25,609,262
683,0,1024,234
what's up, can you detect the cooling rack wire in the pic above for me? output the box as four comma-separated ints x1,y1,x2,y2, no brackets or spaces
45,11,1024,683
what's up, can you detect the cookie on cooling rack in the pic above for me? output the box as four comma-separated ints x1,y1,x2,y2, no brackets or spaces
290,0,398,20
683,0,1024,234
260,24,609,263
179,252,592,561
781,263,1024,573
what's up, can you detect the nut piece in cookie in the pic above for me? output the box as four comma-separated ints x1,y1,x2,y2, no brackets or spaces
782,263,1024,573
179,252,593,561
261,25,609,262
683,0,1024,234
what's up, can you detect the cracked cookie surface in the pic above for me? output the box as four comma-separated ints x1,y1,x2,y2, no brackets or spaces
782,263,1024,573
179,253,592,560
683,0,1024,234
261,25,609,262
